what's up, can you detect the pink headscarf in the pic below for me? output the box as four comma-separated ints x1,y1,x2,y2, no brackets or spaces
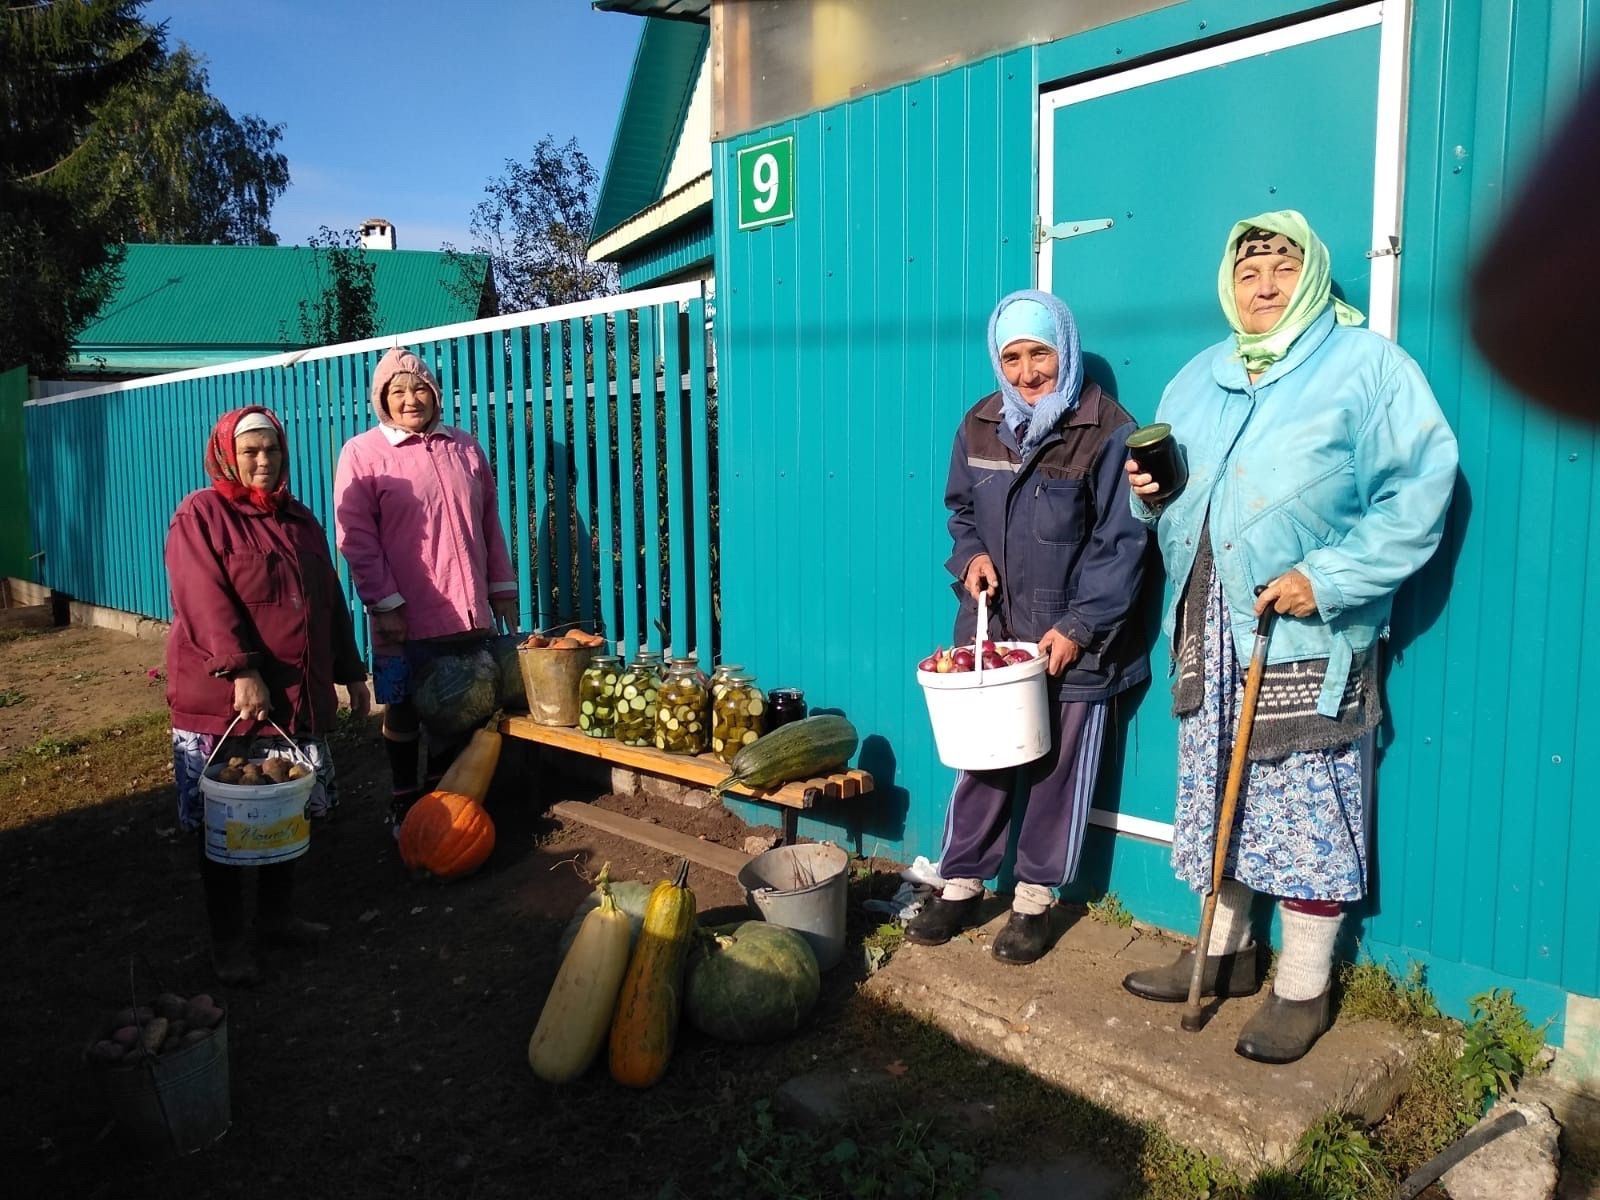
370,346,443,431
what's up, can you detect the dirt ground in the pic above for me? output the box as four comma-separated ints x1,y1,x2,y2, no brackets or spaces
0,624,168,756
0,623,1000,1200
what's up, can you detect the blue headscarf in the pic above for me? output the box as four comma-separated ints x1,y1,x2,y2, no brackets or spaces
987,290,1083,454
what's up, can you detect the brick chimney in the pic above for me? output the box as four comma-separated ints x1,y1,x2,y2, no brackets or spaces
358,218,396,250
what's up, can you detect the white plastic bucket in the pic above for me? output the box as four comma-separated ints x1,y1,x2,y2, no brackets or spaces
918,645,1051,771
200,717,316,866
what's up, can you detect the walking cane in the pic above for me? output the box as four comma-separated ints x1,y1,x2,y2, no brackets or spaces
1181,589,1275,1034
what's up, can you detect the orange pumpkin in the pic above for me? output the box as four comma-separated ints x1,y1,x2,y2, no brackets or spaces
397,790,496,880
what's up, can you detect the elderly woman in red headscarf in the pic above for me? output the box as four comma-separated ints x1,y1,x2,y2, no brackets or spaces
165,406,371,986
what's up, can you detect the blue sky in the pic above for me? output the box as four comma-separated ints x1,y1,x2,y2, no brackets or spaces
142,0,642,252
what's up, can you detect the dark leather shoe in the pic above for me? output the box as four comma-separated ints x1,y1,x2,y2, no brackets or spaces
1121,947,1261,1002
257,916,330,948
905,895,981,946
1235,987,1332,1064
992,910,1051,965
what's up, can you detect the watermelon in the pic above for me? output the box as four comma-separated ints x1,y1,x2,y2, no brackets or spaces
412,645,500,738
685,921,820,1043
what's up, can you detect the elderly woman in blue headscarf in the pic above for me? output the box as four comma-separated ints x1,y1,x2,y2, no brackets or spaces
906,290,1150,966
1121,211,1458,1064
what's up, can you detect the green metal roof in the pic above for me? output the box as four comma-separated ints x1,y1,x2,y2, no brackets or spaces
71,243,492,369
590,16,709,243
592,0,708,24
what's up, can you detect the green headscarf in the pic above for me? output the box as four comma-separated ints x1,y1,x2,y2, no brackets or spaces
1217,209,1364,374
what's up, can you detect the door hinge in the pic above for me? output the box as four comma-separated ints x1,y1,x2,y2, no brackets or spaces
1366,235,1402,260
1035,216,1114,249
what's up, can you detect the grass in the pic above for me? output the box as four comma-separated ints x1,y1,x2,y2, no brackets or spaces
861,921,904,974
1086,891,1135,928
0,689,24,708
0,710,169,816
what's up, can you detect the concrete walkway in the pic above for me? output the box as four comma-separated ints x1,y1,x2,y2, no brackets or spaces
862,900,1422,1170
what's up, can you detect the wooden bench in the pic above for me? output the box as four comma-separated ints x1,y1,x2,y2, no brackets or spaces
499,716,874,844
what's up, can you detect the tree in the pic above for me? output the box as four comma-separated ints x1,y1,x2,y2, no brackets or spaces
62,44,289,245
287,227,377,347
466,136,616,314
0,0,161,373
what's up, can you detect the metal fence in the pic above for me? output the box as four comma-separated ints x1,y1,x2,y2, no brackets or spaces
22,282,717,665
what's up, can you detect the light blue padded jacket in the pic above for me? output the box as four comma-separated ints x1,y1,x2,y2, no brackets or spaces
1133,306,1459,716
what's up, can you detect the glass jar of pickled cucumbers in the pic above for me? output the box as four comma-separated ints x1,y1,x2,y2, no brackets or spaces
709,663,746,700
612,652,663,746
577,654,623,738
654,658,711,755
711,672,765,763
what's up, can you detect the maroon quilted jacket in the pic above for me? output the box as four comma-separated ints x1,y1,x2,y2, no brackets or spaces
165,488,365,736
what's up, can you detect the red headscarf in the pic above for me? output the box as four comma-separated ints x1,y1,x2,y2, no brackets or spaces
204,406,291,512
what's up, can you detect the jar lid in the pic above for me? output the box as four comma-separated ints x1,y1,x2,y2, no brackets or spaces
770,687,805,699
1125,422,1173,449
711,662,745,675
589,654,622,667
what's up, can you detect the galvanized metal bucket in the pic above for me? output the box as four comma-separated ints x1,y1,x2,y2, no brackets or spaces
94,1014,231,1159
739,843,850,971
517,644,596,726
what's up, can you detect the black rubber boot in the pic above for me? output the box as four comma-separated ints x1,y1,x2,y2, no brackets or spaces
991,910,1051,965
904,895,982,946
1235,987,1332,1064
1121,946,1261,1002
257,862,329,947
385,734,423,834
199,845,259,987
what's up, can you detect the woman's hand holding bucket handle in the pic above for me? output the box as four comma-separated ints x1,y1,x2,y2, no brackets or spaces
231,669,271,722
963,553,1000,600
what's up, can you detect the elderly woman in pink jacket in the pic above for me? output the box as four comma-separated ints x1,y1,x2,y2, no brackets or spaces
334,347,518,834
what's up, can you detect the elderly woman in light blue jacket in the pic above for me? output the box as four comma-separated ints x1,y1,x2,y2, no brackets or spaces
1121,211,1459,1065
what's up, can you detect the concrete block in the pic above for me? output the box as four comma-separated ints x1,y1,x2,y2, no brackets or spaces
1441,1099,1560,1200
979,1155,1125,1200
640,773,716,809
1056,916,1134,958
772,1069,887,1128
1115,933,1184,968
862,934,1421,1169
744,831,782,856
1554,994,1600,1093
609,767,641,796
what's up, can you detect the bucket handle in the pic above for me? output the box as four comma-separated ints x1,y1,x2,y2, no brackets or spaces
973,591,989,684
201,713,316,778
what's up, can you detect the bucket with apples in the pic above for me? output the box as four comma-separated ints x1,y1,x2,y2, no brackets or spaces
916,591,1051,771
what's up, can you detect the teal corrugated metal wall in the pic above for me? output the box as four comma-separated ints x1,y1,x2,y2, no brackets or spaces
617,221,714,289
713,0,1598,1034
712,46,1037,861
25,293,718,666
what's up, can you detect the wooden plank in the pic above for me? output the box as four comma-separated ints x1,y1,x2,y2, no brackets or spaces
501,716,874,812
0,604,52,631
550,800,751,878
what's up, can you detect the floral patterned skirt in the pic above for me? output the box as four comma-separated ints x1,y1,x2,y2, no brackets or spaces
1169,572,1369,901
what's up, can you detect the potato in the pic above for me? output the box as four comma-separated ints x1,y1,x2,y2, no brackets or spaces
180,1028,211,1048
547,637,579,649
87,1040,127,1065
185,995,224,1028
286,764,309,780
261,758,291,783
111,1024,140,1048
109,1006,138,1030
237,768,264,786
227,756,247,769
153,992,187,1021
139,1016,169,1055
520,634,550,649
218,766,244,784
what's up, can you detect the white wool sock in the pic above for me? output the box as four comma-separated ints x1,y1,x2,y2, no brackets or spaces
1204,878,1256,956
940,877,984,902
1012,882,1055,916
1274,905,1341,1001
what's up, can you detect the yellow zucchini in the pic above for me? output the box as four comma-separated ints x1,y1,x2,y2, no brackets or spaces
528,865,634,1083
608,859,697,1088
437,722,502,805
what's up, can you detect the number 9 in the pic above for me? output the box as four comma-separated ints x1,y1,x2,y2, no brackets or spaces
751,152,780,214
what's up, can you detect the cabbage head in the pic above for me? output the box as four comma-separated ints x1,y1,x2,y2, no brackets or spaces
413,646,500,738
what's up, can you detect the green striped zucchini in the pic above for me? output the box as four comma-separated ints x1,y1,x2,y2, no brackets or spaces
712,714,858,796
